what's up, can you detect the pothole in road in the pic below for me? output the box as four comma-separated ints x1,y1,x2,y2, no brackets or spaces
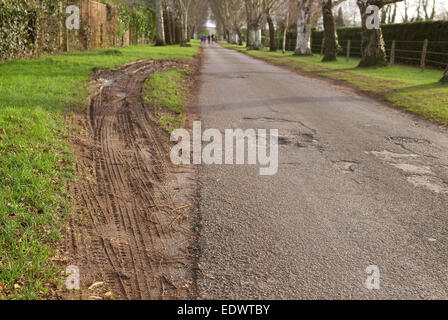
391,163,433,175
387,136,431,145
213,73,250,79
366,150,419,162
407,176,448,194
332,160,359,173
276,132,321,150
242,116,298,123
367,149,448,194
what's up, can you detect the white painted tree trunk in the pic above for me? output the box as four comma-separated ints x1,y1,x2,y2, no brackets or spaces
295,0,313,56
155,0,165,46
283,11,290,53
248,27,262,49
184,8,189,42
229,29,239,44
246,1,262,50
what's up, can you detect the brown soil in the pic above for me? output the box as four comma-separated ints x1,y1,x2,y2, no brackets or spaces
61,58,200,300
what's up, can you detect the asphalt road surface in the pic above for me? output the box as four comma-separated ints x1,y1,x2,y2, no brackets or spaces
196,45,448,299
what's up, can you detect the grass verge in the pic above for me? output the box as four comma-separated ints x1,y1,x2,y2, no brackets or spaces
0,42,199,299
222,43,448,125
143,68,190,133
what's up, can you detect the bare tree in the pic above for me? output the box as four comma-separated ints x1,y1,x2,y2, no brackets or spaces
322,0,337,61
357,0,404,67
421,0,436,20
188,0,208,39
294,0,313,56
381,3,397,24
266,7,276,51
210,0,246,44
283,9,291,53
276,0,298,53
245,0,265,49
399,0,409,22
320,0,347,61
262,1,283,51
177,0,193,44
156,0,166,46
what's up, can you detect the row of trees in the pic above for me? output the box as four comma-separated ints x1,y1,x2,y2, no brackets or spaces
155,0,208,46
206,0,406,67
152,0,447,81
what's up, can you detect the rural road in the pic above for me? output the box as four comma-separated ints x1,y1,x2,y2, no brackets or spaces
196,45,448,299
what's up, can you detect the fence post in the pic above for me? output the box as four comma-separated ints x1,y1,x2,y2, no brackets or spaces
66,28,70,52
390,40,396,66
58,2,63,51
346,40,351,62
420,39,428,72
100,24,103,47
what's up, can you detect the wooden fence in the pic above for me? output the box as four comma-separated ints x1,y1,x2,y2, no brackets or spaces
63,0,129,52
275,37,448,71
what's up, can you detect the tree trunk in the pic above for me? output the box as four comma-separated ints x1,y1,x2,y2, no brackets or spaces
322,0,337,61
155,0,166,46
164,10,174,45
441,65,448,83
236,28,243,45
282,11,290,53
246,1,262,50
179,11,186,46
247,24,262,50
358,1,388,67
183,8,189,43
294,0,313,56
267,13,276,52
174,17,180,44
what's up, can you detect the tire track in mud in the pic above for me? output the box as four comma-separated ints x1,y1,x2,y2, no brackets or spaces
64,59,199,300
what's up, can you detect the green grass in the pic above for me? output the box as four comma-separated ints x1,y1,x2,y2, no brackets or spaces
143,69,190,133
222,43,448,125
0,42,199,299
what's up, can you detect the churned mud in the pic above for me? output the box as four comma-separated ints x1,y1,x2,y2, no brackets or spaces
61,58,200,300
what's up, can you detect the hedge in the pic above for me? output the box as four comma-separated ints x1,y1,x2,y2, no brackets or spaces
0,0,61,62
310,21,448,69
0,0,156,63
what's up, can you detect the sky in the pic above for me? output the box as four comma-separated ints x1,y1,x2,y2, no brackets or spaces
205,20,216,28
335,0,448,26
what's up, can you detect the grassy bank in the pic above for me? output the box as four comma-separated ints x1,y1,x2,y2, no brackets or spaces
0,43,199,299
143,68,190,133
222,43,448,125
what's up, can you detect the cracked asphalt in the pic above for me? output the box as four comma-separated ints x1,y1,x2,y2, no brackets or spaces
196,45,448,299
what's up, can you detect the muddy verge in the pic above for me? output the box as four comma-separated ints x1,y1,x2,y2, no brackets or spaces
61,58,200,300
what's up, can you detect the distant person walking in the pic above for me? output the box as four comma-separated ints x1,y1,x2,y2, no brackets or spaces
211,34,216,44
207,35,211,44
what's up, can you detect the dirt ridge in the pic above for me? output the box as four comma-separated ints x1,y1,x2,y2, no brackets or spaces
63,59,198,300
